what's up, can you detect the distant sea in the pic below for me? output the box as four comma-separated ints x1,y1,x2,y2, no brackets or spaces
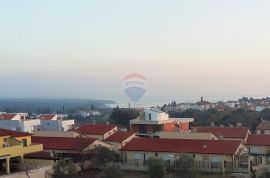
111,95,270,108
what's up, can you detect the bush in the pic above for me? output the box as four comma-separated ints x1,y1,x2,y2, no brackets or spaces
101,165,123,178
173,154,197,178
92,146,119,166
52,159,79,178
147,157,166,178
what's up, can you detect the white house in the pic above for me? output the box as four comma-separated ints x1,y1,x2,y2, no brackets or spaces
37,114,75,131
191,97,213,111
0,113,40,133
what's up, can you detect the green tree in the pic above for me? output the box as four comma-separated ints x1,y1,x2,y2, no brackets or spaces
90,104,95,110
173,154,197,178
110,108,140,127
101,165,123,178
147,158,166,178
92,147,119,166
52,160,79,178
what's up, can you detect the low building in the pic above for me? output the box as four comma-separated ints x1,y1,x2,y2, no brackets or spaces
104,132,136,151
75,124,117,140
121,138,249,173
130,108,193,137
0,128,43,174
38,114,75,132
193,127,250,143
157,132,217,140
246,134,270,155
191,97,213,111
32,136,111,156
0,113,40,133
256,121,270,135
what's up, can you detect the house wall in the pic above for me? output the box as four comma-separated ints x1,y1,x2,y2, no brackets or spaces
80,134,103,140
61,120,75,131
33,131,79,138
256,130,270,135
107,134,136,151
248,145,269,155
103,128,117,139
0,120,21,131
40,120,61,131
124,151,234,166
21,120,40,133
0,136,10,147
144,110,169,121
179,122,189,131
83,140,112,153
106,141,121,150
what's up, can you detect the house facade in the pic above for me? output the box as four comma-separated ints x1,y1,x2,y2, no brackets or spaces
38,114,75,131
130,108,193,136
104,131,136,151
0,113,40,133
256,121,270,135
75,124,118,140
121,138,249,173
0,129,43,174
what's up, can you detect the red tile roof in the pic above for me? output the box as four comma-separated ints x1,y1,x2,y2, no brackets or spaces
194,127,249,139
0,128,32,137
75,124,117,135
32,136,97,151
256,121,270,130
0,113,17,120
246,135,270,146
121,138,242,155
104,132,135,142
38,114,56,120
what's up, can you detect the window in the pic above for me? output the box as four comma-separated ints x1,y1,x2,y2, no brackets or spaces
22,139,27,147
155,153,158,157
149,113,151,120
3,137,8,142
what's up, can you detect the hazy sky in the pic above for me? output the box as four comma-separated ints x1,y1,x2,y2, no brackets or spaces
1,1,270,104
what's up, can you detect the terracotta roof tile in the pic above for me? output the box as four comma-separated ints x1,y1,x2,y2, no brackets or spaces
75,124,117,135
246,134,270,146
256,121,270,130
104,132,135,142
121,138,242,155
32,136,97,151
194,127,249,139
38,114,56,120
0,113,17,120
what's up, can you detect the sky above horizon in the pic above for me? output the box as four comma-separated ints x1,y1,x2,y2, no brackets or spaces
1,1,270,104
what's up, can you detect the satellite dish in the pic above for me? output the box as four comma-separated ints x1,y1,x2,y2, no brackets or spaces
122,73,147,102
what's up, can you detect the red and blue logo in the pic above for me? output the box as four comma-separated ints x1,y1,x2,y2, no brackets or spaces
122,73,147,102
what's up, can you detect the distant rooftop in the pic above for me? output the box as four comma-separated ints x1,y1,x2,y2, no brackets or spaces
193,127,249,139
75,124,117,135
104,131,135,142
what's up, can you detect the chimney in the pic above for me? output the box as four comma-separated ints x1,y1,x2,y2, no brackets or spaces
201,97,204,102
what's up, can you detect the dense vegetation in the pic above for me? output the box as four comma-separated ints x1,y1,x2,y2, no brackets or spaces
109,107,140,127
169,108,270,131
110,107,270,131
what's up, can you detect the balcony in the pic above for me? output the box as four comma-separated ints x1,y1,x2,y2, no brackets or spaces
22,144,43,154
